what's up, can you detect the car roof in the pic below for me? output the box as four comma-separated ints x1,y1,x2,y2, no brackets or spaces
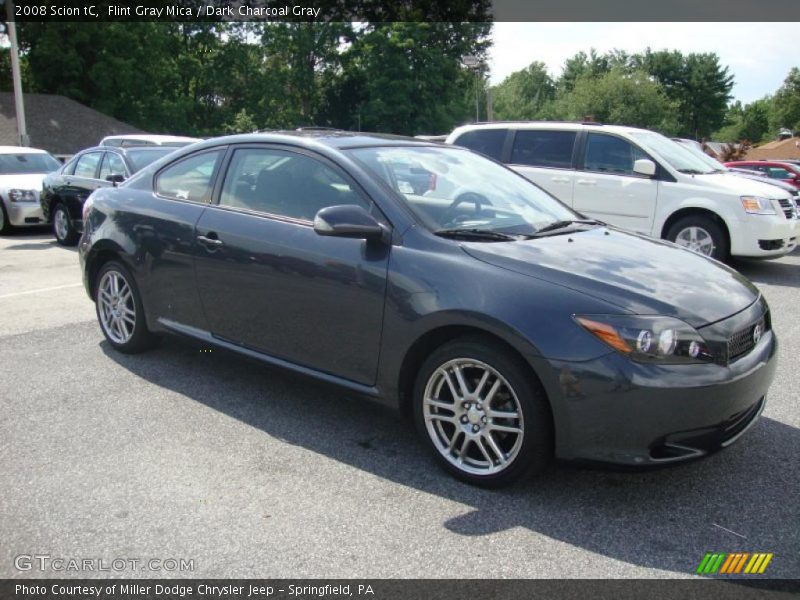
179,130,439,152
0,146,49,154
101,134,200,143
447,121,655,137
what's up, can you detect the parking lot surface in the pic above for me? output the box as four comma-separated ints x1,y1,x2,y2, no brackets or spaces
1,230,799,579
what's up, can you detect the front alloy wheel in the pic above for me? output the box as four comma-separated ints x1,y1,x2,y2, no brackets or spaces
53,204,79,246
414,338,552,487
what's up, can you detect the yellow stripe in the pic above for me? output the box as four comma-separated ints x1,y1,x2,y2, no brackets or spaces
734,553,750,573
745,554,762,574
758,554,773,574
720,554,736,574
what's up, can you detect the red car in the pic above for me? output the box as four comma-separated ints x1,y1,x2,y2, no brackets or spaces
724,160,800,189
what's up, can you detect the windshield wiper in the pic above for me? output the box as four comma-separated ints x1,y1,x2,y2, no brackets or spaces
677,168,710,175
434,228,518,241
533,219,604,236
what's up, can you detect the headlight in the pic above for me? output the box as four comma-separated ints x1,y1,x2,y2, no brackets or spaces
574,315,714,364
8,189,37,202
741,196,776,215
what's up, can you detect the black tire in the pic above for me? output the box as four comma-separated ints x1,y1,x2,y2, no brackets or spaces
413,336,553,488
0,202,13,235
94,260,160,354
665,214,728,261
53,203,80,246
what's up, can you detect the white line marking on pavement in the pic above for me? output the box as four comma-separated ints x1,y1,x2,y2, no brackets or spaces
0,283,83,299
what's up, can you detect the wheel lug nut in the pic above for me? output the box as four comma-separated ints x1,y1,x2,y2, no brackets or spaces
461,415,468,424
476,403,483,410
481,416,487,424
472,424,480,433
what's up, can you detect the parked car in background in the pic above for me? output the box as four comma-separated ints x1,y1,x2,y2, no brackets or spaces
447,123,797,261
0,146,62,235
80,131,776,487
724,160,800,189
672,139,800,208
100,134,201,148
41,145,178,245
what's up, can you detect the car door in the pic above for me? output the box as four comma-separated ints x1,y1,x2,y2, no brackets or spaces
54,151,105,221
193,145,391,386
572,132,659,233
507,129,578,204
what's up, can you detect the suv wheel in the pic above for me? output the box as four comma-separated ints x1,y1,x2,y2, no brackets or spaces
53,203,79,246
95,261,160,353
666,215,728,261
413,337,552,488
0,202,12,235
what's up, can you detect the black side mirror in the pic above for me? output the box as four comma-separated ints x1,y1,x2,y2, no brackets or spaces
106,174,125,185
313,205,388,242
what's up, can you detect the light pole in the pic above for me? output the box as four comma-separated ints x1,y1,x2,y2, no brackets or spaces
462,55,481,123
3,0,29,146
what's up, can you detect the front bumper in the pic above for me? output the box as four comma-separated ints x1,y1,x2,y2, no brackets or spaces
5,200,45,227
730,213,796,258
544,322,777,467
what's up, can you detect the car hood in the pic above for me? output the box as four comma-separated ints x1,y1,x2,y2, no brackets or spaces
462,227,759,328
694,172,790,199
0,173,48,192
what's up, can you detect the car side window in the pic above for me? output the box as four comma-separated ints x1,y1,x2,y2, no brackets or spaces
98,152,126,181
219,148,370,222
155,150,223,203
73,152,103,179
765,167,791,179
511,130,576,168
584,133,647,176
452,129,507,161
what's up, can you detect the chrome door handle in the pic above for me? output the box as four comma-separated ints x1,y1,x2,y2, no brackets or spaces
576,179,597,186
197,235,224,247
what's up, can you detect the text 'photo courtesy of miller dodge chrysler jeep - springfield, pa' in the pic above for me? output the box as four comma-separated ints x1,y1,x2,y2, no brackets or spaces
78,130,777,487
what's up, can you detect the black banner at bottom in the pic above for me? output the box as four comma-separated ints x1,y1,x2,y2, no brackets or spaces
2,579,800,600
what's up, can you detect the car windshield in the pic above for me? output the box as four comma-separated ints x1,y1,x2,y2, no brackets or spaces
673,141,728,172
0,152,61,174
348,145,579,236
630,131,719,175
127,148,176,172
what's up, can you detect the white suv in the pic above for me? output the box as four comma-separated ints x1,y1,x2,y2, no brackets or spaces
446,122,797,260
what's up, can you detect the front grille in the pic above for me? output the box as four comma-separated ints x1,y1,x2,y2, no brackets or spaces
777,198,796,219
727,317,767,362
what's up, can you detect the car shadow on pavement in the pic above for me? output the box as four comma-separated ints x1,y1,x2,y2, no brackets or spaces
101,335,800,579
731,253,800,290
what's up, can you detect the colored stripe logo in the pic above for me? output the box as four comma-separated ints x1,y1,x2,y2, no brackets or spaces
697,552,773,574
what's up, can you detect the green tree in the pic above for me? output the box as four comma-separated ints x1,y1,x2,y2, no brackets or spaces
491,61,555,120
770,67,800,133
714,98,771,143
554,69,679,134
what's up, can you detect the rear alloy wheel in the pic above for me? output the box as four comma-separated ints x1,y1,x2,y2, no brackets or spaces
413,338,552,487
95,261,159,353
666,215,728,261
53,204,79,246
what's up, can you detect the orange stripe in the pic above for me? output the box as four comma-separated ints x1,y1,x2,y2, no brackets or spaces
758,554,773,574
734,553,750,573
720,554,736,574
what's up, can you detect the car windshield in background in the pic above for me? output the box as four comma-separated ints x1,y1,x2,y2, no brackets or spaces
126,148,176,172
631,131,719,175
348,146,578,236
0,153,61,174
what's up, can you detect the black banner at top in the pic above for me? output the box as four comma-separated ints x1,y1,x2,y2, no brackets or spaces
5,0,800,22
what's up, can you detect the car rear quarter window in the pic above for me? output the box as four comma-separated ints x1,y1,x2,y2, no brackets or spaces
511,130,577,169
451,129,507,161
218,148,370,222
155,150,223,203
584,133,648,175
73,152,103,179
98,152,126,180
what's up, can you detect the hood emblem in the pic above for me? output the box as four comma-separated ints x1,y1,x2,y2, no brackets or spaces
752,323,763,345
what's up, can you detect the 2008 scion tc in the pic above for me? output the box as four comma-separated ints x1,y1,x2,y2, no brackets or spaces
79,131,776,487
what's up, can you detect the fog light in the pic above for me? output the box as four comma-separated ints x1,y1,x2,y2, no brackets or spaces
658,329,677,355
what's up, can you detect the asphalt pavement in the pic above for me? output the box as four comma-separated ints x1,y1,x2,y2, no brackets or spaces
1,228,798,579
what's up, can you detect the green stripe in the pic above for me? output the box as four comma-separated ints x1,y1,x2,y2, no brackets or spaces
697,553,713,574
710,554,726,574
